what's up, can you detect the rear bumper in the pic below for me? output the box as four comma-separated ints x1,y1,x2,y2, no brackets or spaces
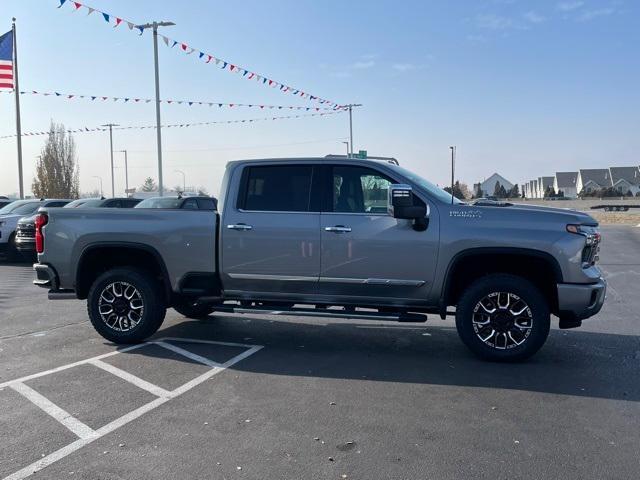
557,278,606,323
33,263,59,289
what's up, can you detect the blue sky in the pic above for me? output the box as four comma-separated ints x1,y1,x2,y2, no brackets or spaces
1,0,638,196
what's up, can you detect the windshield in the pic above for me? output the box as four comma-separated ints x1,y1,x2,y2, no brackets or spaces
135,197,183,209
0,202,42,216
65,199,91,208
386,164,463,205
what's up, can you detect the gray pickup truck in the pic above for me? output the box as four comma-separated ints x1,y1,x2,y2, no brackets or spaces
32,157,606,361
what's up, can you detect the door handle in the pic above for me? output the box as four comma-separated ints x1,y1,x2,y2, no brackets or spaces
324,225,352,233
227,223,253,231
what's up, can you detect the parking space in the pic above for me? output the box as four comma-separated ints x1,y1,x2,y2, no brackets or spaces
0,226,639,479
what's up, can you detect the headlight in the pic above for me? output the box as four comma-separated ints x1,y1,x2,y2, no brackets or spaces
567,224,601,266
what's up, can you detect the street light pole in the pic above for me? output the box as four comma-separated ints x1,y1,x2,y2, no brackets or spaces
117,150,129,195
136,20,176,197
449,146,456,205
92,176,103,198
174,170,186,192
343,104,362,158
101,123,119,198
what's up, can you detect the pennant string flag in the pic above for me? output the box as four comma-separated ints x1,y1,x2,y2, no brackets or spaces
0,89,336,111
53,0,344,109
0,110,344,140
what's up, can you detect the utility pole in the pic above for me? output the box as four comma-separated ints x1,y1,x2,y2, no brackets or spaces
136,20,175,197
343,104,362,157
101,124,119,197
449,146,456,205
12,18,24,199
92,176,103,198
117,150,129,195
174,169,186,192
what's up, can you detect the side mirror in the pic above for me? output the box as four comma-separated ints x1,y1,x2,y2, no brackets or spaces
388,184,429,231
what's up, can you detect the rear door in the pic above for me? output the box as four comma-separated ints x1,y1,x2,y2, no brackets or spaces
221,163,321,297
319,164,439,304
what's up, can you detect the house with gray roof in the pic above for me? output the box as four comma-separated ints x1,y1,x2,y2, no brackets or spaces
554,172,578,198
609,166,640,195
576,169,612,195
538,176,555,197
475,173,514,197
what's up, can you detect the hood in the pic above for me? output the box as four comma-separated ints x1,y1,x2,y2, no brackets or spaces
466,201,598,226
17,214,37,226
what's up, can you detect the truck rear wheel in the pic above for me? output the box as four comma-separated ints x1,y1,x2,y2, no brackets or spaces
87,267,166,344
455,274,550,362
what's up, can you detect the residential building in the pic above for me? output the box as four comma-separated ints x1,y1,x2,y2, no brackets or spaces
475,173,514,197
538,176,555,197
609,166,640,196
554,172,578,199
576,169,612,195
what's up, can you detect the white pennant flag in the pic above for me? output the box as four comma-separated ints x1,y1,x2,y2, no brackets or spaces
87,7,94,15
162,35,169,47
127,22,134,30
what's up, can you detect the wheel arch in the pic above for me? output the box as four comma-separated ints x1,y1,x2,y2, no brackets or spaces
440,247,563,318
75,242,172,301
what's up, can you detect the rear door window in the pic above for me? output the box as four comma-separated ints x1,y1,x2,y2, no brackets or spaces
196,198,217,210
182,198,199,210
240,165,314,212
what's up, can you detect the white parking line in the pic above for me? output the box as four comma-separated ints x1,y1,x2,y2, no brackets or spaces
2,337,263,480
152,340,221,367
89,359,172,399
10,382,96,440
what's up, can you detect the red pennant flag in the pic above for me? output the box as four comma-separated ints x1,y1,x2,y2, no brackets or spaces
73,2,82,10
230,64,236,72
181,43,188,51
102,96,107,100
114,18,123,27
68,95,74,99
268,79,274,86
206,55,212,63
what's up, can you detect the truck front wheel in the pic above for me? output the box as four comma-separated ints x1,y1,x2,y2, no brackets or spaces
455,274,550,362
87,268,167,344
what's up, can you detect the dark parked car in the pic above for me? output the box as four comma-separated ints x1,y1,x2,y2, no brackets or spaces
64,197,142,209
0,197,12,209
134,196,217,210
15,197,141,254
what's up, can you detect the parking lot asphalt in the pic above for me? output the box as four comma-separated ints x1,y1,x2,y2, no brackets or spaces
0,225,639,480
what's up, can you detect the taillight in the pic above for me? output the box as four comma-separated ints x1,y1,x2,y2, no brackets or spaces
35,213,48,254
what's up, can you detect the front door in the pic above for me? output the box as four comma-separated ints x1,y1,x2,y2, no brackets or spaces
221,163,321,297
319,164,439,305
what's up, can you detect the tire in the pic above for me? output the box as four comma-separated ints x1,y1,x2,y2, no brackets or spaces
455,274,550,362
173,299,215,319
6,233,20,262
87,267,166,343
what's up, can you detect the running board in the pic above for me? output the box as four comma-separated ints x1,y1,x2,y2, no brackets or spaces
215,305,428,323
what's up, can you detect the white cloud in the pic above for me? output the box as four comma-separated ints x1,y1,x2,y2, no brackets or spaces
524,11,546,23
352,60,375,69
577,7,615,21
556,1,584,12
475,13,515,30
392,63,417,72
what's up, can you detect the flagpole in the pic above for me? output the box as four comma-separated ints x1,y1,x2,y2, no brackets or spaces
12,18,24,199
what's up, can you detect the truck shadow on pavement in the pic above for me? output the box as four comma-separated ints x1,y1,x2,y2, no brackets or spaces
118,313,640,403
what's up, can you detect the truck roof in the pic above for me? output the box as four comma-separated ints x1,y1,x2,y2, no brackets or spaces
225,156,400,167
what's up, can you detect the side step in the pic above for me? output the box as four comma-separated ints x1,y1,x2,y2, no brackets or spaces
215,304,428,323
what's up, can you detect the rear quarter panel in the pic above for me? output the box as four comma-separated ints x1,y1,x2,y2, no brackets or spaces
38,208,217,291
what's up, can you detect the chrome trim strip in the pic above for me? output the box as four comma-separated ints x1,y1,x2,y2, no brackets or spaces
319,277,425,287
227,273,318,281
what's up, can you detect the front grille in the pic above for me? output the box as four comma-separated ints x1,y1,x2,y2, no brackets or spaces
16,224,35,239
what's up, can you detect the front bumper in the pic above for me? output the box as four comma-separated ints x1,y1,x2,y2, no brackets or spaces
15,236,35,252
557,278,606,325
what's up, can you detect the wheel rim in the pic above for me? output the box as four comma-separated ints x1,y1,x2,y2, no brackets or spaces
472,292,533,350
98,281,144,332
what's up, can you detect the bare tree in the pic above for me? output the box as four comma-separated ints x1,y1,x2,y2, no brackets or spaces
32,122,79,198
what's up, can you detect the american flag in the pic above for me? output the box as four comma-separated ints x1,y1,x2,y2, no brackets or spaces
0,30,14,90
